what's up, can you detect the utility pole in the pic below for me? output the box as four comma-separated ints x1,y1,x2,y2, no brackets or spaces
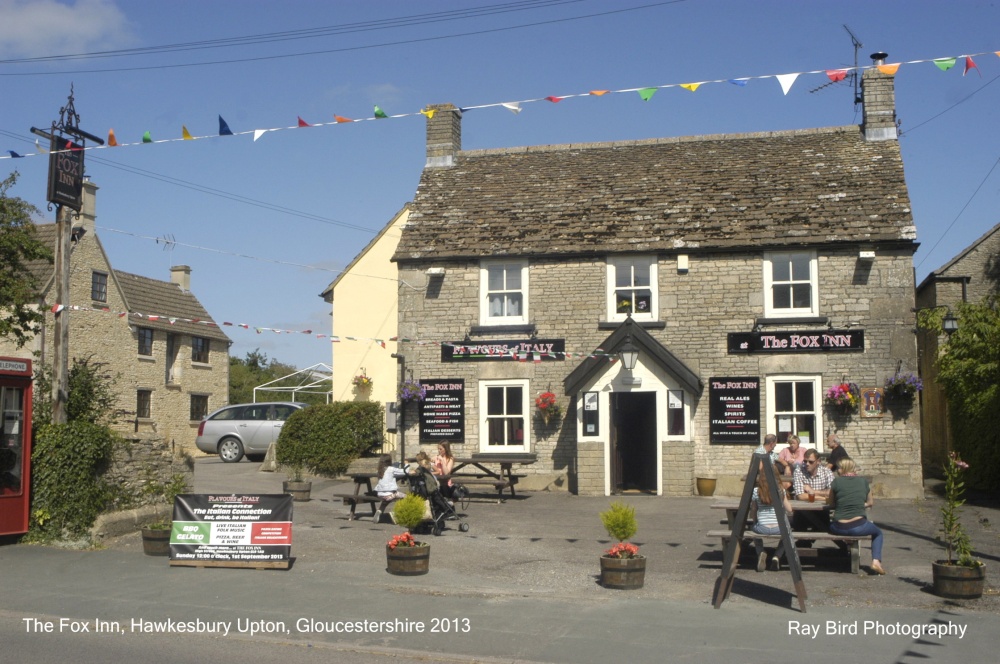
31,86,103,423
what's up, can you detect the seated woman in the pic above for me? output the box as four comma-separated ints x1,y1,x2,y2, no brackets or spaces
828,457,885,575
778,434,806,476
749,462,793,572
372,454,406,522
432,442,456,500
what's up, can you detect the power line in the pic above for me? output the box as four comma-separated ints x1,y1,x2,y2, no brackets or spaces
0,1,684,76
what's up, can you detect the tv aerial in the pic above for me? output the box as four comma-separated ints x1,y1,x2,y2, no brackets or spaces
809,24,864,112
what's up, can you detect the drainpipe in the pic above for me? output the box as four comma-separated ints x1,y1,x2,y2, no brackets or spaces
391,353,406,463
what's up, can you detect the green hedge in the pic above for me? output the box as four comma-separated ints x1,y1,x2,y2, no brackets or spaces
27,421,117,541
276,401,384,477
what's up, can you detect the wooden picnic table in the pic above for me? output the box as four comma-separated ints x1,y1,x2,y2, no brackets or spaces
332,472,395,521
447,453,537,501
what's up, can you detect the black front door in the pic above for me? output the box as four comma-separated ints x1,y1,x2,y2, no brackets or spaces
610,392,657,493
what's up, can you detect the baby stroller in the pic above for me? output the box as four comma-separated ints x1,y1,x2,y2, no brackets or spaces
407,465,469,536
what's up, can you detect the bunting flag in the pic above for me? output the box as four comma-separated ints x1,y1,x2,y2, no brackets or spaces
826,69,848,82
775,73,799,95
545,96,563,103
877,63,900,75
7,151,23,158
334,115,353,123
142,131,152,143
728,78,749,86
374,105,388,118
107,129,118,146
35,139,48,153
637,87,657,101
934,58,957,71
419,108,436,119
218,115,233,136
502,102,522,114
964,56,980,77
680,83,700,92
297,116,311,127
253,129,268,142
589,90,610,96
182,125,194,140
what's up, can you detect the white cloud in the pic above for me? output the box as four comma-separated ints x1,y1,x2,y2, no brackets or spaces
0,0,136,59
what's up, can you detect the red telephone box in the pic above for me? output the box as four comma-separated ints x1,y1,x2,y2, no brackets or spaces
1,357,32,536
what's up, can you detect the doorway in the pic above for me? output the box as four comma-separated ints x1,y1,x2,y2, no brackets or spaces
610,392,657,493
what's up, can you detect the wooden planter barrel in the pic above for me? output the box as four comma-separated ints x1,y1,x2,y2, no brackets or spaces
600,555,646,589
141,527,171,556
282,480,312,502
932,561,986,599
386,543,430,576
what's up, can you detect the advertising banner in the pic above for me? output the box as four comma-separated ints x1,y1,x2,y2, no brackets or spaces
169,494,292,569
442,339,565,362
709,377,761,444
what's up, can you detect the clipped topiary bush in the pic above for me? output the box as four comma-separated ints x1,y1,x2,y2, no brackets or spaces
600,500,638,543
276,401,384,478
392,493,427,532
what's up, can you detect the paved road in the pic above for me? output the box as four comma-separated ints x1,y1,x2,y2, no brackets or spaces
1,457,997,663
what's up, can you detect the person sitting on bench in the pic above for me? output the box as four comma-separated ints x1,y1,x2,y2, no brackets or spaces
373,454,406,522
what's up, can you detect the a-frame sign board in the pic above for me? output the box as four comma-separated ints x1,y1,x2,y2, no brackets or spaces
711,453,808,612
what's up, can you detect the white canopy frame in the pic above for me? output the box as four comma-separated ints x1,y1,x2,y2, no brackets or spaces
253,363,333,403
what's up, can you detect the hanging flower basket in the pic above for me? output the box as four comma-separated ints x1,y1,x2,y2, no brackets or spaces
399,378,426,402
884,371,922,400
824,382,860,414
535,391,562,425
352,371,373,390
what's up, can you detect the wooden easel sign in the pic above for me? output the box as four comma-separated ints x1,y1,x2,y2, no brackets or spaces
711,453,808,612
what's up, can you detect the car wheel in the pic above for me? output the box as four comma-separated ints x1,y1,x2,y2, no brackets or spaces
218,437,245,463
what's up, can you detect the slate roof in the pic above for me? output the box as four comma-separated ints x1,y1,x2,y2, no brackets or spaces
115,270,230,342
394,125,917,262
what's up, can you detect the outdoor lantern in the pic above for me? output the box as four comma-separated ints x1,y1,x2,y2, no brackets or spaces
619,334,639,371
942,313,959,336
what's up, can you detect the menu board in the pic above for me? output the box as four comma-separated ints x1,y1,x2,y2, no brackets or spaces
169,494,292,569
419,379,465,442
709,377,760,444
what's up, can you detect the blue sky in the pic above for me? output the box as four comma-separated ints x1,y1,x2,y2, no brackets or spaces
2,0,998,371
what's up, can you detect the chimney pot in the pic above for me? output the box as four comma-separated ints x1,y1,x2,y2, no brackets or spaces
170,265,191,292
870,52,888,65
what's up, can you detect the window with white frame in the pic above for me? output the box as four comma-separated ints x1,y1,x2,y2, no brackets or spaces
765,376,822,450
479,379,528,452
480,261,528,325
763,251,818,317
607,255,657,321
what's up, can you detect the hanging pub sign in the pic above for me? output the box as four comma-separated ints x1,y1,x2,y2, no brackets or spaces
727,329,864,354
709,377,761,444
442,339,565,362
168,494,292,569
46,138,85,212
419,380,465,442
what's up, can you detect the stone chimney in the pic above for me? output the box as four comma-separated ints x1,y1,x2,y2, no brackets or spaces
78,178,98,234
170,265,191,292
425,103,461,168
862,51,897,141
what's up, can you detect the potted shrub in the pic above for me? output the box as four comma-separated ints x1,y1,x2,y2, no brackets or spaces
932,452,986,598
599,501,645,589
141,519,172,556
140,472,188,556
386,494,430,575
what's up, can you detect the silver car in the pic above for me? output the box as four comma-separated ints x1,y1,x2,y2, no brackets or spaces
195,402,308,462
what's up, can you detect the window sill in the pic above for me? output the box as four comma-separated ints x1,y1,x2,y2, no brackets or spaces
597,320,665,330
755,316,829,327
469,324,536,336
191,361,212,368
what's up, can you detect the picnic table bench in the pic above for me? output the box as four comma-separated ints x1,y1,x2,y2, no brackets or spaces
332,473,395,521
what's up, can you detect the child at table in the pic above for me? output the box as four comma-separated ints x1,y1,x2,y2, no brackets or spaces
374,454,406,499
749,462,793,572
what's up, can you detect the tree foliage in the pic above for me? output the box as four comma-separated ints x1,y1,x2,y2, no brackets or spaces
229,349,327,405
275,401,384,478
32,356,121,430
930,298,1000,491
0,172,52,348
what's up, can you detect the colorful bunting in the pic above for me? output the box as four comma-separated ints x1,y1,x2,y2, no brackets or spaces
589,90,610,96
182,125,194,140
297,116,311,127
545,96,563,103
219,115,233,136
964,56,980,77
637,87,657,101
877,63,900,75
727,78,749,87
502,102,522,114
775,73,799,95
934,58,957,71
142,131,152,143
334,115,353,123
419,108,436,119
253,129,268,142
374,105,388,119
7,151,23,158
826,69,848,82
107,129,118,146
35,139,48,153
680,83,700,92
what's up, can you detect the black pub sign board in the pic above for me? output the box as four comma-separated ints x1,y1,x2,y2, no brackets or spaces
419,380,465,442
46,138,85,211
709,377,761,444
442,339,565,362
727,329,864,354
